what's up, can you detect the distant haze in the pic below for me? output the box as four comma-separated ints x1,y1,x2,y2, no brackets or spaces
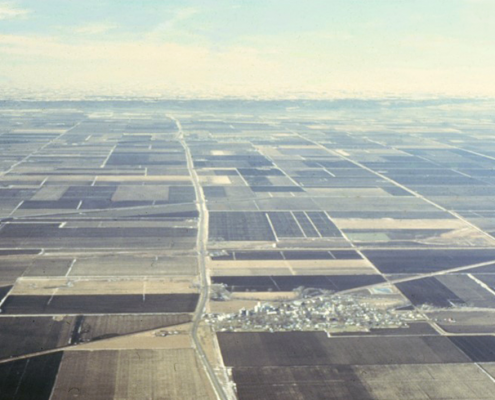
1,0,494,98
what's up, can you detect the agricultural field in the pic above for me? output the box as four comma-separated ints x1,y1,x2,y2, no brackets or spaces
2,99,495,399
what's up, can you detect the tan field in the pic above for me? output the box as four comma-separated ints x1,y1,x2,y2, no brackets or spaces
333,218,468,230
209,259,376,276
73,323,193,350
199,175,232,185
11,277,198,295
355,363,495,399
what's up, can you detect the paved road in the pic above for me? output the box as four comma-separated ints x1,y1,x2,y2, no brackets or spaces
170,115,230,400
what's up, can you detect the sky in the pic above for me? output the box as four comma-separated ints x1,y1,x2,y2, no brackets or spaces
0,0,494,98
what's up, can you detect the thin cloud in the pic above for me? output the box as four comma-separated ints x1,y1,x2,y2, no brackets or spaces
1,33,495,97
148,7,200,39
0,1,30,20
74,23,118,35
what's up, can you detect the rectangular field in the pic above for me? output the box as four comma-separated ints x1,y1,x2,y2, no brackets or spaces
364,249,495,274
209,212,276,241
50,349,216,400
0,294,199,314
232,364,495,400
211,274,384,292
217,332,470,367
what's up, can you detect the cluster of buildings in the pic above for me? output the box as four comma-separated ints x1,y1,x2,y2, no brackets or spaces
206,294,421,333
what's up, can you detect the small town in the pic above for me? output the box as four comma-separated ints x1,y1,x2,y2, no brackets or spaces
206,292,422,333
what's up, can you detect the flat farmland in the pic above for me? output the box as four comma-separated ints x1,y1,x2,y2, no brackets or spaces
233,365,373,400
0,316,74,359
232,363,495,400
3,100,495,400
0,252,199,281
0,293,199,314
211,274,384,292
397,275,495,308
363,249,495,274
266,212,305,238
208,249,375,276
0,286,11,302
67,253,198,276
217,332,470,367
73,314,192,343
396,277,464,307
0,222,196,250
0,352,63,400
50,349,216,400
10,276,198,296
209,249,363,260
427,310,495,334
353,364,495,399
209,212,276,241
448,336,495,362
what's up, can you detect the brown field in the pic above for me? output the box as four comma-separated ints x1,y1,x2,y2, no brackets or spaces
74,323,193,350
77,314,192,343
51,349,216,400
232,363,495,400
427,310,495,333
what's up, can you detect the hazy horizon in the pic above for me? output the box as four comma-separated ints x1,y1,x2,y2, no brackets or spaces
1,0,495,98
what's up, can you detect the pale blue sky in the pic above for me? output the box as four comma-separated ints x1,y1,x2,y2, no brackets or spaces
0,0,494,97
